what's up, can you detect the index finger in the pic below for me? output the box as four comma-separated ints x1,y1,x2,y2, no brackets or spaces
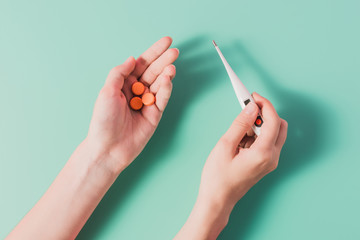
132,36,173,79
252,92,281,149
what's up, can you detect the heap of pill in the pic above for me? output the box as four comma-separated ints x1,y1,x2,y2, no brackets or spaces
129,81,156,110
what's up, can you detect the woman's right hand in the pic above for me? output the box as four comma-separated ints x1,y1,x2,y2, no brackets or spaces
175,92,287,240
198,92,288,209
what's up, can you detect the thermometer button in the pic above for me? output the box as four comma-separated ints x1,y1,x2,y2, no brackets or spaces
255,116,263,127
244,99,251,105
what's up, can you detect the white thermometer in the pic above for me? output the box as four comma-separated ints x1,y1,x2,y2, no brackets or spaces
212,40,263,136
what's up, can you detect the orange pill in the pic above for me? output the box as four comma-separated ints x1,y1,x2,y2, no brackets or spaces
129,96,143,110
142,92,156,106
131,82,145,95
255,118,262,126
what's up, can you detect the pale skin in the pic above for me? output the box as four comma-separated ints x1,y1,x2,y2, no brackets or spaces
6,37,287,240
174,94,288,240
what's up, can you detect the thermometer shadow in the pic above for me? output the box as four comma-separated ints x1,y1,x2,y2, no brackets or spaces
77,35,226,239
219,42,338,239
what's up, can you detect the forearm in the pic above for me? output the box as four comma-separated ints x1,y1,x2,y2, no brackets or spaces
174,196,234,240
7,139,121,240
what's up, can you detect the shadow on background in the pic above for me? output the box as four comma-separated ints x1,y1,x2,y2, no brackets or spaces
77,35,227,239
219,42,338,239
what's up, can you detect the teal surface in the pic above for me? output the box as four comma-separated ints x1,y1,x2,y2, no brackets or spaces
1,0,360,239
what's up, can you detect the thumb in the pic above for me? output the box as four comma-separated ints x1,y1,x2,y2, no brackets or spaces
105,56,136,88
222,102,259,149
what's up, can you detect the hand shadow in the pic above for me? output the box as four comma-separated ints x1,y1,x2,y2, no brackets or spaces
77,35,229,239
219,41,339,239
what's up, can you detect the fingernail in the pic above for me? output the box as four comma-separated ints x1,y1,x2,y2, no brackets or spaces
245,102,257,115
125,56,134,63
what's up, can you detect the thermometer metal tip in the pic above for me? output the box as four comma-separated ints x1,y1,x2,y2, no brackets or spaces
212,40,217,47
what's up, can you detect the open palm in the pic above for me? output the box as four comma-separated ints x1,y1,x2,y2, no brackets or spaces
87,37,179,172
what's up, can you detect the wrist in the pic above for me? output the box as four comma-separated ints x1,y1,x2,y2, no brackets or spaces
66,140,118,190
80,137,130,176
194,196,234,230
176,196,234,240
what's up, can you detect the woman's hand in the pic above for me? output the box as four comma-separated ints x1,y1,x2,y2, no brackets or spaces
199,92,287,207
86,37,179,174
175,92,288,240
7,37,179,240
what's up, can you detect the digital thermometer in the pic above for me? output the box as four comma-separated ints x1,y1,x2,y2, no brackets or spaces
212,40,263,136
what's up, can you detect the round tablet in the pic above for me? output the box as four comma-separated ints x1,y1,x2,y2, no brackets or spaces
129,96,143,110
131,82,145,95
142,92,156,106
255,118,262,126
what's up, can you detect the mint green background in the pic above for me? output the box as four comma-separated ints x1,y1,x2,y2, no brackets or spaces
1,0,359,239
